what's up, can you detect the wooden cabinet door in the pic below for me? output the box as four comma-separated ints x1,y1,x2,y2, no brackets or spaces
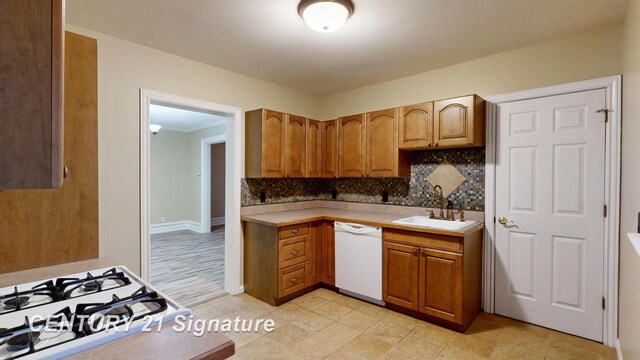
383,242,420,310
305,119,322,178
308,222,323,286
0,0,64,189
262,110,286,177
399,102,433,149
321,221,335,285
285,114,306,178
321,120,338,178
433,95,478,148
338,114,366,177
366,108,399,177
418,248,463,324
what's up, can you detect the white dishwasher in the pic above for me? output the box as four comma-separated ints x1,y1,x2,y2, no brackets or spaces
334,222,384,304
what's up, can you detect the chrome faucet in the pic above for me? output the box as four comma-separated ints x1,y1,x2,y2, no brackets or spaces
428,184,465,221
433,185,445,218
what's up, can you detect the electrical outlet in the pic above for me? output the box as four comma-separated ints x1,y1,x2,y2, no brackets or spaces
331,189,338,200
161,217,165,223
382,191,389,203
259,192,266,203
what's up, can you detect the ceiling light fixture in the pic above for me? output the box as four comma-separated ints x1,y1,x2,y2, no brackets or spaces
298,0,354,33
150,124,162,135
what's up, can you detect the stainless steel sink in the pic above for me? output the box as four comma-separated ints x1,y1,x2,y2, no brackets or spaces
392,216,476,230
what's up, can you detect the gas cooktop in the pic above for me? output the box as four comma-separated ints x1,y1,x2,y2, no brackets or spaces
0,266,190,359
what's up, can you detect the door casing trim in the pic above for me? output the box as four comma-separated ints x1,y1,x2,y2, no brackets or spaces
484,75,621,346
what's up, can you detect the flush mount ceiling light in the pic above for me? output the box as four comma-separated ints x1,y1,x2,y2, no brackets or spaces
149,124,162,135
298,0,354,33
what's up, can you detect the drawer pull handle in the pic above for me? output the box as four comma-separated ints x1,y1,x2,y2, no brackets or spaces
290,278,298,283
291,229,299,234
413,248,418,256
291,250,299,256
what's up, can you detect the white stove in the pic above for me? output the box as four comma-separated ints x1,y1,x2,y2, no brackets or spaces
0,266,190,359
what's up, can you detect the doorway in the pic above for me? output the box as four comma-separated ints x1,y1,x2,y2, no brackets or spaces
484,76,621,346
140,89,243,305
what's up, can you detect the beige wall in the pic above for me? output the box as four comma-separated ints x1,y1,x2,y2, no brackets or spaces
66,25,322,274
319,23,623,119
211,143,226,219
149,130,192,224
618,0,640,357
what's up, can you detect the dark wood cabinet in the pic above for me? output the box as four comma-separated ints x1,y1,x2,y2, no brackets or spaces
0,0,65,189
285,114,306,178
321,221,335,285
433,95,485,148
338,114,366,177
366,108,410,177
308,221,323,286
399,102,434,149
305,120,322,178
321,120,338,178
383,242,419,310
245,109,286,178
419,248,463,324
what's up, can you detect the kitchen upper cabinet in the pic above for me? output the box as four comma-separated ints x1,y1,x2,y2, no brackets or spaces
321,120,338,178
0,0,64,189
433,95,485,148
399,102,434,149
245,109,286,178
366,108,410,177
383,242,420,310
285,114,306,178
305,119,322,178
321,221,335,285
419,248,463,324
338,114,366,177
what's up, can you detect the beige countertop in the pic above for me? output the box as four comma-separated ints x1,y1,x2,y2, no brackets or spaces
241,207,484,237
0,258,235,360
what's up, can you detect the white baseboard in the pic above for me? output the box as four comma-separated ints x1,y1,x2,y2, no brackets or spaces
616,338,623,360
211,216,225,226
150,220,202,234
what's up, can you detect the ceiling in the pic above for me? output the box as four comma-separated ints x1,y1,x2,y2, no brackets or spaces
150,103,228,132
66,0,627,95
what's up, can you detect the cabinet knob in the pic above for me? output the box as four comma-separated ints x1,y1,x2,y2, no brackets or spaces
63,166,69,178
434,142,438,147
291,229,299,234
291,250,299,256
427,142,431,147
413,248,418,256
421,249,427,256
290,278,298,283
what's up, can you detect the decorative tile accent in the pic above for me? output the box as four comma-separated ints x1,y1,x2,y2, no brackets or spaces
426,160,466,198
241,148,485,211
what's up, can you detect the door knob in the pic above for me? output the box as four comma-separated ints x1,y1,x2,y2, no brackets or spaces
498,216,509,225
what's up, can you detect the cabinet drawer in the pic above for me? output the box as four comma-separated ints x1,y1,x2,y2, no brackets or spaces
384,229,463,253
278,263,308,297
279,224,309,240
278,235,309,269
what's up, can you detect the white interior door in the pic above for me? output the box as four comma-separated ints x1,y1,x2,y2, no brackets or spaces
494,89,606,341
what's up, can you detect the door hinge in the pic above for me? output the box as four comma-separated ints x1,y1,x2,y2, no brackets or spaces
596,108,611,123
603,204,608,217
602,297,606,310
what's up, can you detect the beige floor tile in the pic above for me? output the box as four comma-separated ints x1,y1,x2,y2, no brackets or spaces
292,293,330,310
548,331,613,358
489,344,545,360
290,336,343,360
237,336,288,360
311,288,341,301
236,292,277,311
209,295,247,314
407,322,457,346
191,303,224,319
358,302,393,318
290,309,334,333
312,300,354,320
365,319,412,344
497,328,548,357
314,322,362,347
380,335,445,360
226,303,271,320
332,295,366,310
452,333,497,358
338,310,383,331
377,312,421,330
437,344,488,360
545,344,600,360
271,303,308,322
266,323,309,347
465,317,506,342
264,349,304,360
328,333,394,360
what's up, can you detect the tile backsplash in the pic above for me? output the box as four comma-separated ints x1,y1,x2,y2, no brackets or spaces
241,148,485,211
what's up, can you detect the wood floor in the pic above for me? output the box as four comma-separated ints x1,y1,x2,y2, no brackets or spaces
192,289,617,360
150,227,226,306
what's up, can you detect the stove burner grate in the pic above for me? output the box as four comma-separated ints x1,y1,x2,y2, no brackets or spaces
82,280,104,291
3,296,30,310
6,331,40,352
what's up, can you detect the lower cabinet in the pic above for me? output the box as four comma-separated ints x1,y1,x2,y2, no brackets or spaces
383,228,482,331
321,221,335,285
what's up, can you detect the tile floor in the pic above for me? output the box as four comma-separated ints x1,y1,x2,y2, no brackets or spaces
191,289,616,360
